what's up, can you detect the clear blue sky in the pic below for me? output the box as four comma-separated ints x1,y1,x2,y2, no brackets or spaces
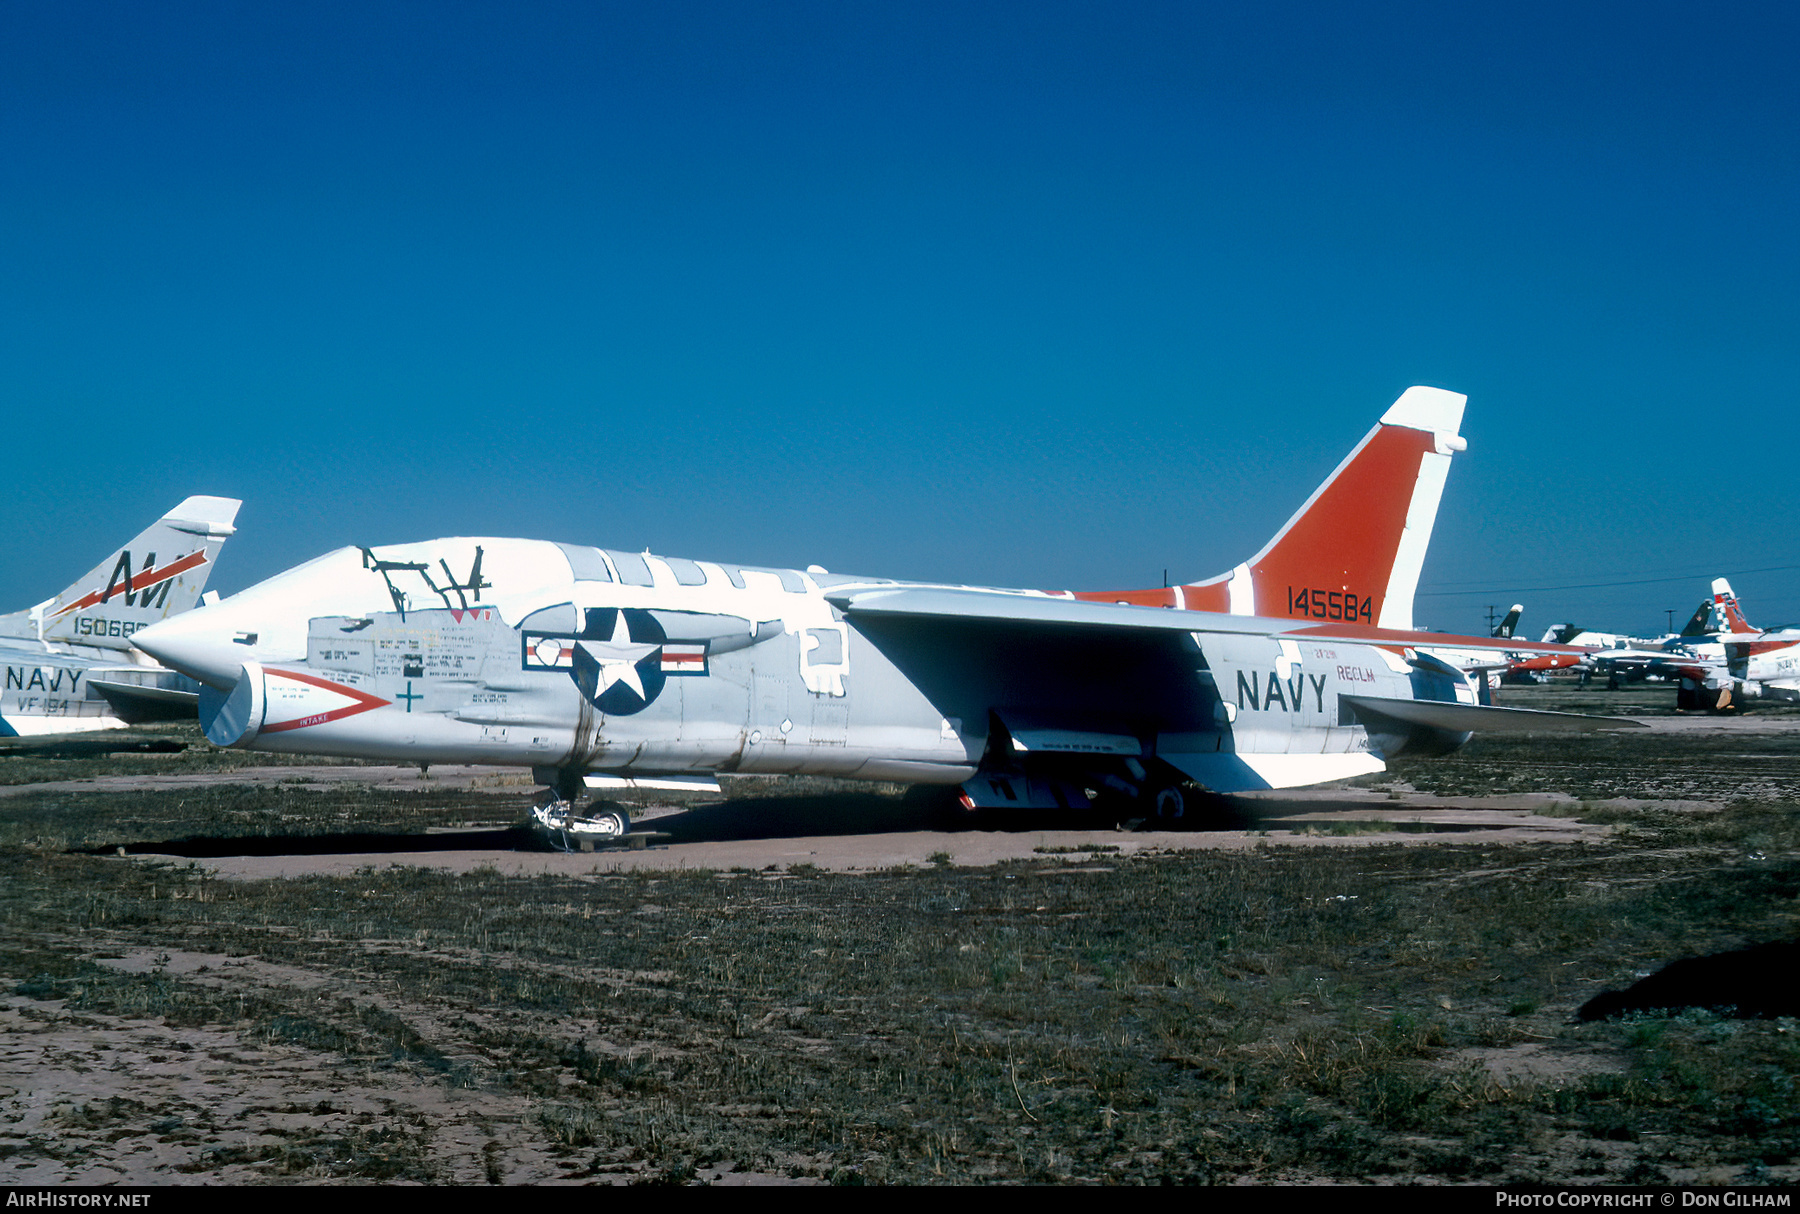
3,1,1795,637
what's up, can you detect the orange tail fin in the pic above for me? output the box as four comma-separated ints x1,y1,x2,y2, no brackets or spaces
1076,386,1467,629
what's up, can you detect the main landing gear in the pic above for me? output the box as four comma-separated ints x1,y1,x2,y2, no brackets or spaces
1150,781,1187,824
954,762,1196,830
531,791,633,852
529,769,632,852
1112,773,1191,830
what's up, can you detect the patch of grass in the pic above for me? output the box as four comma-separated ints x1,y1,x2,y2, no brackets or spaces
3,718,1799,1183
6,828,1796,1182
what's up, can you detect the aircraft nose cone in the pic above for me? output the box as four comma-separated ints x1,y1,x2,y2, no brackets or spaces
133,614,250,690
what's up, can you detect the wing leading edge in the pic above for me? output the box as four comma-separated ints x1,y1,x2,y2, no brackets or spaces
828,585,1596,658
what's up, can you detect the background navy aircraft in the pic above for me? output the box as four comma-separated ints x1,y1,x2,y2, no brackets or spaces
133,389,1621,845
0,497,241,737
1559,578,1756,694
1602,580,1800,711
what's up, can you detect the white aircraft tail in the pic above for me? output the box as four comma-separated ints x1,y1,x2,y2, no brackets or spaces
1711,578,1757,636
1077,386,1468,630
33,496,241,651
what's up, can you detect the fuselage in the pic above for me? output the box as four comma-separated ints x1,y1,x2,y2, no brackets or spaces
134,537,1446,793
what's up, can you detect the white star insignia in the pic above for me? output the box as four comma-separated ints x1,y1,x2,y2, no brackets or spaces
576,611,660,702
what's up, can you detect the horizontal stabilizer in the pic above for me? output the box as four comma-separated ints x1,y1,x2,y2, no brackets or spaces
87,679,200,724
1341,695,1643,734
0,715,127,738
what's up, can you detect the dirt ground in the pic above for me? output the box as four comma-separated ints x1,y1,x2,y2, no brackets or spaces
164,790,1603,879
2,701,1796,1185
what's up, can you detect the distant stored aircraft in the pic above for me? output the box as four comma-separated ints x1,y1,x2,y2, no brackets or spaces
1540,581,1735,661
0,497,241,737
1568,578,1755,694
1488,604,1586,685
1542,576,1800,709
1717,628,1800,707
1412,604,1580,688
1486,606,1589,685
133,389,1624,845
1648,580,1800,710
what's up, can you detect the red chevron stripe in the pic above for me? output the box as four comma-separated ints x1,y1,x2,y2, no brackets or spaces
50,550,211,618
259,668,392,734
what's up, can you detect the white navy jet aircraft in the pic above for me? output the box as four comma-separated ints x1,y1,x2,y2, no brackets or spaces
132,389,1622,844
1,497,241,737
1718,627,1800,708
1620,580,1800,710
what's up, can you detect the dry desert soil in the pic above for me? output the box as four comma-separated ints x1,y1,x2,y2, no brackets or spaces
1,683,1796,1185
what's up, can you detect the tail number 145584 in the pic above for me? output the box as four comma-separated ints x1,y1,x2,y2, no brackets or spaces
1287,587,1373,623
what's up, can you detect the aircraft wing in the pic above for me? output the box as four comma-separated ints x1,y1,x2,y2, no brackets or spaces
827,586,1594,657
825,586,1273,635
0,635,52,660
1274,621,1591,659
826,587,1637,789
824,587,1229,743
1592,646,1691,666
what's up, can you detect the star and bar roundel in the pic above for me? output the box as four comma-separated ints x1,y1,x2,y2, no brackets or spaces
520,607,708,716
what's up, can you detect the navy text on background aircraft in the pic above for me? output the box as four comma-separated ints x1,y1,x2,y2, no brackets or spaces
0,497,241,737
132,389,1624,844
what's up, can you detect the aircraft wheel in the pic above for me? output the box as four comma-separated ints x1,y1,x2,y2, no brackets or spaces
1151,783,1186,825
587,805,632,839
